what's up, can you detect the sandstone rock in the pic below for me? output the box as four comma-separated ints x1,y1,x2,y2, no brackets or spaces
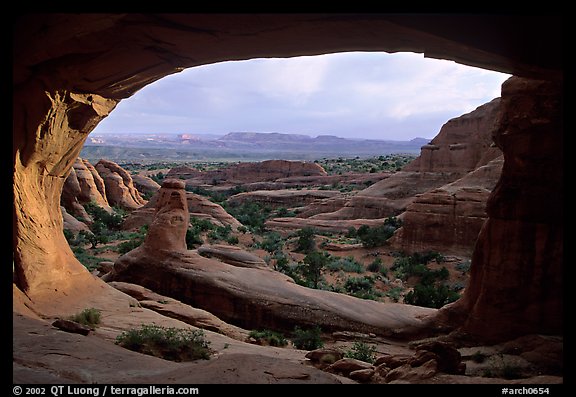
384,360,438,383
106,179,436,336
390,157,503,256
52,319,91,336
404,99,502,173
305,348,344,365
97,261,114,274
307,99,502,223
122,190,241,231
169,160,327,185
95,159,146,210
61,206,91,234
374,354,412,369
61,158,113,219
227,189,341,209
326,358,373,375
409,350,440,367
265,217,389,234
415,340,463,374
439,77,563,342
132,174,161,196
186,193,242,229
198,244,267,269
348,368,375,382
108,281,249,341
75,158,111,211
61,167,91,221
312,171,458,221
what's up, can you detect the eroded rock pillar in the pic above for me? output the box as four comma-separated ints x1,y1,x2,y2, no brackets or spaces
13,83,117,296
459,77,563,341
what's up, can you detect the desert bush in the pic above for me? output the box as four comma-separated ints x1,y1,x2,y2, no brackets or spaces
367,258,386,275
295,227,316,253
326,256,364,273
302,251,330,288
249,329,288,347
356,218,400,248
69,308,101,328
259,231,284,254
291,326,324,350
343,276,380,300
115,325,211,362
344,341,377,364
404,283,459,309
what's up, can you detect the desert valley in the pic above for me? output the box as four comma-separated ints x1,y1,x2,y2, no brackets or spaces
15,95,562,384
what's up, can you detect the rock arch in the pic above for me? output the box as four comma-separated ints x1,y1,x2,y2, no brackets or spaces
13,14,562,341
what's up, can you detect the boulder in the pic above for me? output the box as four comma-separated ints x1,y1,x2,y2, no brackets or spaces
385,360,438,383
61,206,91,234
305,348,344,366
326,358,373,376
414,341,463,374
52,319,91,336
131,174,161,196
197,244,267,269
349,368,375,382
108,281,250,341
95,159,146,210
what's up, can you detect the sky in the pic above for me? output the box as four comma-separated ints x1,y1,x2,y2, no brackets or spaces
91,52,510,141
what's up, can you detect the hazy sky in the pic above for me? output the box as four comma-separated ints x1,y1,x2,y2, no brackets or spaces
92,52,510,140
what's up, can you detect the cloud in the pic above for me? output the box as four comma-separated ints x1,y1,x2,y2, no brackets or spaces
93,52,510,140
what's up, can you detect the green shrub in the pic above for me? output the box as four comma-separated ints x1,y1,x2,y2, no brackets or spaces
226,236,239,245
404,283,459,309
225,202,271,233
208,225,232,241
326,256,364,273
249,329,288,347
115,325,211,362
344,341,377,364
186,228,203,249
71,247,102,271
259,231,284,254
291,326,324,350
343,276,380,300
63,229,75,244
367,258,386,275
302,251,330,288
295,227,316,253
117,237,144,254
69,308,101,329
190,217,215,232
385,286,404,302
356,218,400,248
456,260,472,274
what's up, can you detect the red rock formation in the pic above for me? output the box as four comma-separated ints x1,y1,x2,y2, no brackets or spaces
122,186,241,230
438,77,563,341
403,99,502,173
131,174,161,196
107,179,435,336
95,159,146,210
169,160,327,185
390,157,504,256
307,99,503,222
227,189,341,209
61,158,112,219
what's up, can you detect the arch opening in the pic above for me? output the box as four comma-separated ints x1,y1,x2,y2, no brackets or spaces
13,14,562,346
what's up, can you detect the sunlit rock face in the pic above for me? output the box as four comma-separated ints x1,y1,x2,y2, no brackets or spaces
13,15,562,344
95,159,146,210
